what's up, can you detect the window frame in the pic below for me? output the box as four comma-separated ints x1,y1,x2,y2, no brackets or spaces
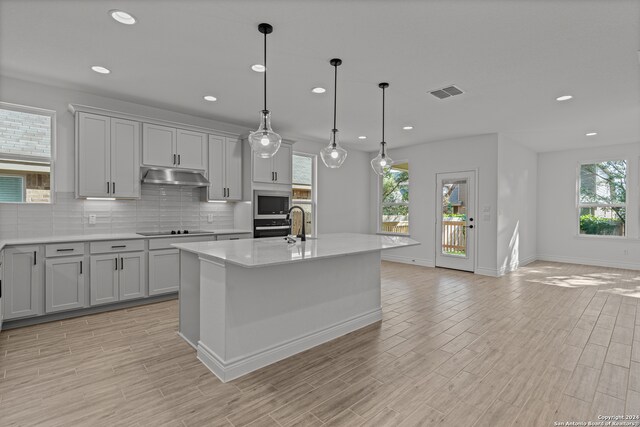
575,158,628,239
0,101,56,204
378,160,410,236
291,152,317,237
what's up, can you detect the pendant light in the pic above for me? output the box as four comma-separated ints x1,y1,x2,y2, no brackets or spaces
371,82,393,175
320,58,348,168
248,23,282,158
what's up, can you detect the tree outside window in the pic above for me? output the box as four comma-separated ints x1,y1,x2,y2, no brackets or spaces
381,162,409,234
578,160,626,236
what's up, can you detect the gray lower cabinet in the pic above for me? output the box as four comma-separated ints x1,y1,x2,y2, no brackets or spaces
3,245,44,320
148,249,180,296
90,251,145,306
45,256,85,313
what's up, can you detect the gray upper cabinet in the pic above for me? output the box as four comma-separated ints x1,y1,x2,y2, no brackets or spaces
45,256,85,313
252,142,292,185
77,112,140,198
208,135,242,201
143,124,206,171
3,245,44,320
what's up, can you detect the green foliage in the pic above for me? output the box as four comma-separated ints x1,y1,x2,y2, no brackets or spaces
579,214,622,235
383,168,409,204
579,161,626,223
443,213,466,220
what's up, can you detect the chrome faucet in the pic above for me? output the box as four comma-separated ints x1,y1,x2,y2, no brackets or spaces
286,206,306,242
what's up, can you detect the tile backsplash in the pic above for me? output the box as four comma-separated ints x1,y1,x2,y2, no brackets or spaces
0,186,235,239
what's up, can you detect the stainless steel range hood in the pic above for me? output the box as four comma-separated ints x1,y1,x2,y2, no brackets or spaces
142,168,209,187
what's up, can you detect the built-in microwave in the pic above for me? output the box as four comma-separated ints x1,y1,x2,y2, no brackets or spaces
254,191,291,219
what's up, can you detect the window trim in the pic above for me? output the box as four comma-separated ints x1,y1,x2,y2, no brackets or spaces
575,159,628,239
0,101,56,204
292,151,317,237
378,160,410,235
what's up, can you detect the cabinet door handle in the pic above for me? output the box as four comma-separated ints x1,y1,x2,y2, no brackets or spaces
112,182,115,194
178,154,181,165
34,251,37,265
275,172,278,181
115,257,118,270
80,261,83,274
173,154,176,165
121,257,124,270
107,182,110,194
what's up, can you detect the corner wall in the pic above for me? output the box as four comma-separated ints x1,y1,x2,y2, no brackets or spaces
497,135,538,274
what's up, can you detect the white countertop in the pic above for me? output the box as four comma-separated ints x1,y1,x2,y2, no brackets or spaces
0,229,252,251
173,233,420,268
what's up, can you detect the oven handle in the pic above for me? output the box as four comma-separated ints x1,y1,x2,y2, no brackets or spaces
255,226,291,230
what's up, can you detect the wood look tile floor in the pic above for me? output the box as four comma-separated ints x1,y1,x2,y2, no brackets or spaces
1,261,640,427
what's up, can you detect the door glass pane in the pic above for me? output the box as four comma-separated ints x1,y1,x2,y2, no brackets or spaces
441,178,467,256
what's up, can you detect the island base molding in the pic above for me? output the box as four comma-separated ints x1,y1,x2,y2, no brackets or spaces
196,308,382,382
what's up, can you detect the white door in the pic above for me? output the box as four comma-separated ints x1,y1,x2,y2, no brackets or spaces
142,123,176,167
45,256,85,313
90,254,119,305
435,171,476,272
110,118,140,198
148,249,180,295
119,252,145,300
3,246,43,319
78,113,110,197
207,135,225,200
272,144,292,184
253,153,273,183
225,138,242,200
176,129,207,170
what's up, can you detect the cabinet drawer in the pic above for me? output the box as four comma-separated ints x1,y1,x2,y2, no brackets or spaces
90,240,144,254
148,235,215,250
215,233,252,241
45,243,85,258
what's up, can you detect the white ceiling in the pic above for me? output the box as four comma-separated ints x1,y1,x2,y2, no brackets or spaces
0,0,638,152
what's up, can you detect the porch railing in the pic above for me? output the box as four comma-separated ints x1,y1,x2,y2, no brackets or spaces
442,220,466,253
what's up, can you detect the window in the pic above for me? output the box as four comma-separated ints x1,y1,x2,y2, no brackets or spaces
0,102,55,203
380,162,409,234
291,153,316,236
578,160,627,236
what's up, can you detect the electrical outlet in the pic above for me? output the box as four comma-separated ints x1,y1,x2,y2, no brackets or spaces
207,214,214,223
89,214,96,225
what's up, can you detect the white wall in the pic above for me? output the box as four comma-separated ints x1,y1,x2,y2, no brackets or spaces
293,139,371,234
497,135,537,274
537,142,640,270
370,134,499,274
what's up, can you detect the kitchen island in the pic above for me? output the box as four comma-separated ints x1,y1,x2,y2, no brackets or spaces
174,233,419,382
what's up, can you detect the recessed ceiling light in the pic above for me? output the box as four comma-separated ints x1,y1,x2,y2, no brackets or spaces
91,65,110,74
109,10,137,25
203,95,217,102
556,95,573,101
251,64,266,72
311,87,326,94
358,136,367,140
586,132,598,136
403,126,414,130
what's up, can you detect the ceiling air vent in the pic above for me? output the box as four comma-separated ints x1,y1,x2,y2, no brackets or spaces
429,85,464,99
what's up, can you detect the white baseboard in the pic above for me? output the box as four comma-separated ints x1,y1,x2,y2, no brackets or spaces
177,332,197,350
536,254,640,271
497,255,537,276
381,254,434,267
197,308,383,383
475,267,500,277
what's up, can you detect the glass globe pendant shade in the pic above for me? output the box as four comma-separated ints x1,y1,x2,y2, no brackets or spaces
371,148,392,175
320,130,347,168
249,110,281,158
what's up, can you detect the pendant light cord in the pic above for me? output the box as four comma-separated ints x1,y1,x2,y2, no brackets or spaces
381,85,386,155
333,63,338,131
263,30,267,112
